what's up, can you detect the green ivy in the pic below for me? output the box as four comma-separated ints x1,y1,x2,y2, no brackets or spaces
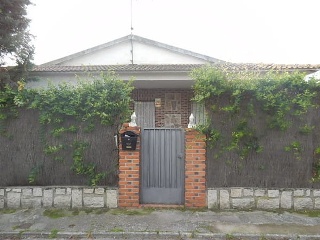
192,65,319,174
25,72,133,126
299,124,315,135
69,141,106,186
4,71,133,185
44,144,64,155
0,84,19,134
313,147,320,182
284,141,302,160
28,165,41,184
226,120,262,159
196,124,221,148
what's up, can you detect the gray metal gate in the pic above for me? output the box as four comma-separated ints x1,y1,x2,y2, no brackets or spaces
141,128,185,204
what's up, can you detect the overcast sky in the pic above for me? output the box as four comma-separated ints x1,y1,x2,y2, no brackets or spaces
27,0,320,65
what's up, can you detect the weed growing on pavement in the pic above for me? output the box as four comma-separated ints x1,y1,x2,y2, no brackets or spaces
110,208,153,215
226,233,235,239
295,210,320,217
18,230,26,238
72,209,80,216
110,227,124,232
84,208,94,214
86,230,93,238
93,208,109,214
49,229,59,238
43,209,68,219
44,208,110,219
259,235,268,240
0,209,16,214
12,225,19,230
82,208,109,214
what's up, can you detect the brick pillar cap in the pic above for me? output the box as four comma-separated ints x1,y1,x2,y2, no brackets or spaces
120,124,141,134
185,128,202,133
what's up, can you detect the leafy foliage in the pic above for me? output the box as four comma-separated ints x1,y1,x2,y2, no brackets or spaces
284,141,302,160
26,72,133,126
0,0,33,61
0,81,25,134
0,0,34,90
2,72,133,185
313,147,320,182
192,65,320,180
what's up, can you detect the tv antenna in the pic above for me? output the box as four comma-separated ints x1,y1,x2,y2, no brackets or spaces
130,0,134,64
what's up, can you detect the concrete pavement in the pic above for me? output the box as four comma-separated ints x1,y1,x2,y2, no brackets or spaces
1,208,320,239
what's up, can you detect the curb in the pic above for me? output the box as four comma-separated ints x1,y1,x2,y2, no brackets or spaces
1,231,320,239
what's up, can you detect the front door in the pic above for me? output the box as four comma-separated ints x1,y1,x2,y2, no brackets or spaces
141,128,185,204
134,101,155,128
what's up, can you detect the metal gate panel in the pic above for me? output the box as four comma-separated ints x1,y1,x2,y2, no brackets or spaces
141,128,185,204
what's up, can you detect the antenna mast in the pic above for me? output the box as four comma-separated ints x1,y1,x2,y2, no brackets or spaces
130,0,134,64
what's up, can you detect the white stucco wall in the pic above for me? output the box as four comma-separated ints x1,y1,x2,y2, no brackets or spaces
58,41,207,66
27,71,194,89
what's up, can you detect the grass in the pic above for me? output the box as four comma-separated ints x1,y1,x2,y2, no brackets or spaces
91,208,109,214
83,208,109,214
110,208,153,215
295,210,320,217
44,208,110,219
0,209,16,214
43,209,68,219
110,227,124,232
12,225,19,230
226,233,235,239
49,229,59,239
72,209,80,216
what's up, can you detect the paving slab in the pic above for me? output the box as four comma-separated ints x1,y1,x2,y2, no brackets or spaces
0,208,320,239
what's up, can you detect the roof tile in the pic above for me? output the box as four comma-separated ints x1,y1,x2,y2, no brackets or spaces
31,63,320,73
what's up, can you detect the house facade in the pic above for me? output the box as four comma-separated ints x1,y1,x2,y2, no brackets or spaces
29,35,224,128
28,35,320,207
29,34,320,128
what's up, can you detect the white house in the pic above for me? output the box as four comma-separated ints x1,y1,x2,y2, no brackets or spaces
29,34,320,128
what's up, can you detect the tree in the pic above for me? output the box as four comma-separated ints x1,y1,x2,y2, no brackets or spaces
0,0,34,90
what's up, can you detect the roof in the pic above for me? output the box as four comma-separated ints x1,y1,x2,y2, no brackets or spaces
31,63,320,73
304,70,320,81
40,35,223,66
31,64,203,73
33,34,320,74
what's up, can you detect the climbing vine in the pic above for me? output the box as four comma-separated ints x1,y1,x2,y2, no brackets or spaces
226,119,262,160
313,147,320,182
0,81,25,134
192,65,320,181
3,71,133,185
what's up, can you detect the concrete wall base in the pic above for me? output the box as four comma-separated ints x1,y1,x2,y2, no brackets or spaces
0,187,118,209
2,186,319,210
208,188,320,210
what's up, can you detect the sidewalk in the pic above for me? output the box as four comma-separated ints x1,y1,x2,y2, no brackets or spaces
1,208,320,239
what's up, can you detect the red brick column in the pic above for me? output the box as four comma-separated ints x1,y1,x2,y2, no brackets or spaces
185,128,206,208
118,125,141,208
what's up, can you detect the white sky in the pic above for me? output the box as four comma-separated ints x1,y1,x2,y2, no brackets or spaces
27,0,320,65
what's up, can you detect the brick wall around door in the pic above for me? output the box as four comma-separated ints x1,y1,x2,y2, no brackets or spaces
185,129,207,208
132,89,193,128
118,125,141,208
118,123,207,208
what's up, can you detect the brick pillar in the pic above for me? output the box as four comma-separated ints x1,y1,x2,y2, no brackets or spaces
118,124,141,208
185,128,206,208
